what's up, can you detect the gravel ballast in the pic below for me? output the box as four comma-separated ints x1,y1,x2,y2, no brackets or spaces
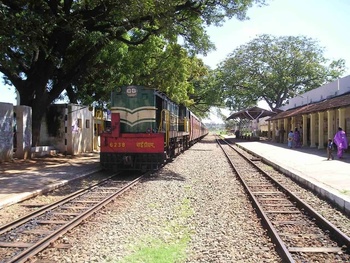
34,135,280,262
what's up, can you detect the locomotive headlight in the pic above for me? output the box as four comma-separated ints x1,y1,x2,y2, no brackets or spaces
126,86,137,97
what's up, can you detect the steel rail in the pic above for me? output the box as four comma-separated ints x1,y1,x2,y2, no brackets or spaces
221,137,350,249
216,135,350,262
7,174,146,263
216,137,296,263
0,173,119,235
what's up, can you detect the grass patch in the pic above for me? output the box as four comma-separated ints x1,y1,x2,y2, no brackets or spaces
263,166,274,171
340,189,350,195
119,238,187,263
117,195,194,263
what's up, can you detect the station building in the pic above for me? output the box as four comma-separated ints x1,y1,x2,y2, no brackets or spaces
267,75,350,149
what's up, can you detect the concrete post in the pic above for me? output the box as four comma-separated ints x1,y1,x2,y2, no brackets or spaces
327,110,335,141
291,116,295,130
283,119,288,143
310,113,316,148
338,108,346,131
14,106,32,159
318,111,325,149
0,103,13,161
302,114,308,147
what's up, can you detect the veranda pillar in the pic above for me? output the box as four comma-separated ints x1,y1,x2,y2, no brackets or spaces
302,114,308,147
318,112,325,149
310,113,316,148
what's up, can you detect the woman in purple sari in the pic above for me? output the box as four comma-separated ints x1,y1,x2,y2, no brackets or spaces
293,128,301,148
333,127,348,159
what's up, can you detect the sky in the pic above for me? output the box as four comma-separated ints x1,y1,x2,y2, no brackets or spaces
200,0,350,122
200,0,350,72
1,0,350,121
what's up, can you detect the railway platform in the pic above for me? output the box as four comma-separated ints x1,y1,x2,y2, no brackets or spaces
229,137,350,215
0,153,101,209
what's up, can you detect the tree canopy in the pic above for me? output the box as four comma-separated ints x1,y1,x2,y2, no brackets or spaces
218,34,346,111
188,68,228,118
64,37,208,110
0,0,265,145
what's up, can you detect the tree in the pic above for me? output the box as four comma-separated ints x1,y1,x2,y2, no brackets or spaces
66,36,216,120
189,68,227,118
0,0,265,146
218,34,346,111
65,37,205,108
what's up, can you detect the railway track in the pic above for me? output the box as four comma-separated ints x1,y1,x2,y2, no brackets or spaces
216,137,350,262
0,172,147,263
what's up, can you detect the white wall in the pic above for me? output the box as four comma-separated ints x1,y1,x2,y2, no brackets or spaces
280,75,350,110
69,104,94,155
0,103,14,161
40,104,94,155
14,106,32,159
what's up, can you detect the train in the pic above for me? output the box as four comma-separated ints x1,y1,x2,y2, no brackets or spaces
100,85,208,172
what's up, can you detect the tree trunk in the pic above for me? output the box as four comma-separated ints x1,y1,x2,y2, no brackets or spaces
18,81,52,147
31,99,48,147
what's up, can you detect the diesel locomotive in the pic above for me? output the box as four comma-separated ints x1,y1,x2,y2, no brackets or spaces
100,85,208,172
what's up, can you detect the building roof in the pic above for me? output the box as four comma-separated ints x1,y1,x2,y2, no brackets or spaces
268,92,350,121
226,106,277,120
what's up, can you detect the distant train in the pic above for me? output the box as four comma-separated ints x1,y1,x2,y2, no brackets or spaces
100,85,208,171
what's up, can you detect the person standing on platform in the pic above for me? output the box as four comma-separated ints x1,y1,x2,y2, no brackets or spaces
327,138,334,160
235,129,240,139
279,127,285,143
299,126,303,145
287,130,294,148
333,127,348,159
275,127,280,143
294,127,301,148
